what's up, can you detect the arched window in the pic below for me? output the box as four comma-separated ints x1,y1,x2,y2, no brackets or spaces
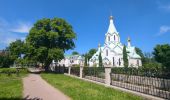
114,35,116,41
106,50,108,56
119,58,121,66
108,36,110,41
137,60,139,66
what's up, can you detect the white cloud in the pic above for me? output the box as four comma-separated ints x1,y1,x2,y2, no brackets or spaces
10,22,32,33
0,18,32,49
157,25,170,36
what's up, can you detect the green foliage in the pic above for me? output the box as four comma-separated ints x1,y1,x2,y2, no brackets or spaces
123,45,128,67
83,67,105,78
41,74,142,100
9,40,25,61
72,51,79,55
87,49,97,60
0,68,28,76
84,55,88,66
135,47,145,63
0,50,13,68
98,51,103,67
84,49,97,66
111,63,168,78
153,44,170,72
26,18,76,71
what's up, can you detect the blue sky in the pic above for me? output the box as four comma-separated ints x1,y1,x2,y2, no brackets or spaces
0,0,170,54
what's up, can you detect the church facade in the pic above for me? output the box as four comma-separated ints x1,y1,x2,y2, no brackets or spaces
89,16,142,67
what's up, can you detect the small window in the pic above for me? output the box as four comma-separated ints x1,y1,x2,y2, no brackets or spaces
106,50,108,56
114,35,116,41
137,60,139,66
108,36,110,41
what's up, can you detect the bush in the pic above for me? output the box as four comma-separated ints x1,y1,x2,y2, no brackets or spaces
0,68,28,75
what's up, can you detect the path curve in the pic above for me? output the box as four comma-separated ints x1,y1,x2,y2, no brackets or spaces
23,74,70,100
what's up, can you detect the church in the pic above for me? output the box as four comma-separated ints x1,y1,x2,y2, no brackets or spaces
89,16,142,67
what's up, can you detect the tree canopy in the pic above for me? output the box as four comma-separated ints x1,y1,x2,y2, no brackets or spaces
153,44,170,72
8,39,25,61
123,45,128,67
84,49,97,66
26,18,76,71
72,51,79,55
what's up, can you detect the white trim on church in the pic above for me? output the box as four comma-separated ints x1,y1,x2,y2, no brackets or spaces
89,16,142,67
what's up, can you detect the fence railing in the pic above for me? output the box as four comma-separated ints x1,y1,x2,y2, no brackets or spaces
66,66,170,99
111,68,170,99
70,67,80,77
83,67,105,83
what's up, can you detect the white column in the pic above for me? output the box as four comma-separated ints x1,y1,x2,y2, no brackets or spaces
105,67,111,86
68,66,71,75
80,66,83,78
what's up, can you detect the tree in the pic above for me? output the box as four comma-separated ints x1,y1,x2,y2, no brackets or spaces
123,45,128,67
98,51,103,67
72,51,79,55
9,39,25,61
0,50,13,68
84,54,88,66
153,44,170,72
135,47,144,63
26,18,76,71
87,49,97,60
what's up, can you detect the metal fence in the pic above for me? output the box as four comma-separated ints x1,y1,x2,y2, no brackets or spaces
83,67,105,83
111,67,170,99
70,67,80,77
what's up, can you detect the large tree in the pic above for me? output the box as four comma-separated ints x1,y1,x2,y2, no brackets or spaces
153,44,170,72
26,18,76,71
123,45,128,67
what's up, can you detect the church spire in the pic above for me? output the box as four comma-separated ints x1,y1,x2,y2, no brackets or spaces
127,37,131,47
107,16,118,34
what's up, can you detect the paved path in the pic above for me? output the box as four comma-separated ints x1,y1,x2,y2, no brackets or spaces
23,74,70,100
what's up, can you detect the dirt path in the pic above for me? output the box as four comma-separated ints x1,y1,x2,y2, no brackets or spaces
23,74,70,100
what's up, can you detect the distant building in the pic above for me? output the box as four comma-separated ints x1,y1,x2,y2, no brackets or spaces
52,55,85,67
89,16,142,67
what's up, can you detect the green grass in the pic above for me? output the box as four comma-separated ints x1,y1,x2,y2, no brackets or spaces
41,73,143,100
0,68,28,100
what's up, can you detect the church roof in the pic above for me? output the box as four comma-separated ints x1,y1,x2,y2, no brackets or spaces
107,16,118,34
126,47,141,59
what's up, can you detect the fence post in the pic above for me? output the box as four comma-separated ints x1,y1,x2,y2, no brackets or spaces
80,66,83,78
68,66,71,75
105,67,111,86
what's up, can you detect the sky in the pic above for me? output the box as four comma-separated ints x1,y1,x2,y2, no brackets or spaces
0,0,170,55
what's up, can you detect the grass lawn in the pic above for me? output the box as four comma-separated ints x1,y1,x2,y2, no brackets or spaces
0,68,27,100
41,73,143,100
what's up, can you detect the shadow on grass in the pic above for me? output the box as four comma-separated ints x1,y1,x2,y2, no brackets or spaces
23,95,42,100
0,97,22,100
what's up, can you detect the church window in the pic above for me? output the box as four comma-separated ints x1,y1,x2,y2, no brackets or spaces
108,36,110,41
137,60,139,66
114,35,116,41
106,50,108,56
119,58,121,66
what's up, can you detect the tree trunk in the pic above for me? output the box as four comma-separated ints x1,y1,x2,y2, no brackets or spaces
44,60,52,72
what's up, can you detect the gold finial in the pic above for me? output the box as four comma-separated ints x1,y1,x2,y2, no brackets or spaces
110,16,113,20
127,37,131,42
